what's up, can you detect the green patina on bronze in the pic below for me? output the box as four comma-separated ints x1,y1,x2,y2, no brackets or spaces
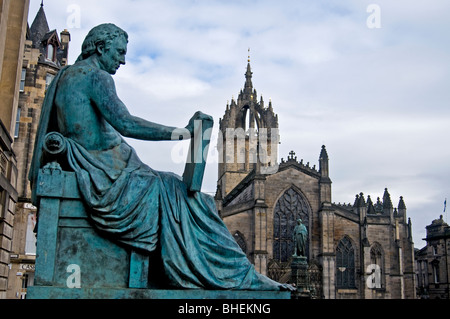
28,23,293,296
293,219,307,258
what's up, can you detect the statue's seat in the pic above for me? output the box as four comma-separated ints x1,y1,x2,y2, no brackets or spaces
27,130,292,299
29,132,152,294
32,166,151,291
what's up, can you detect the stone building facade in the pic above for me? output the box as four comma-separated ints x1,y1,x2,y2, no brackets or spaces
216,61,416,299
6,3,69,299
415,215,450,299
0,0,30,299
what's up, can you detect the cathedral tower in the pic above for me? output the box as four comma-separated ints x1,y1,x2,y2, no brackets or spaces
217,55,279,199
217,57,416,299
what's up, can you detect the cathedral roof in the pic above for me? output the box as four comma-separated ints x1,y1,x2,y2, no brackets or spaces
398,196,406,210
383,188,393,209
279,151,320,178
366,195,376,214
319,145,329,160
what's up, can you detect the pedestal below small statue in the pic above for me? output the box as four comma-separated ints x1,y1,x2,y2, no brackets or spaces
291,256,311,299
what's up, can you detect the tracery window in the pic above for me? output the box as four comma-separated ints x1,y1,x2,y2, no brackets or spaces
370,243,384,289
370,244,383,272
273,188,310,262
233,231,247,254
336,236,356,289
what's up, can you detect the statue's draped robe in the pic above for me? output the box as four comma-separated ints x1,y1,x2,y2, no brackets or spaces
29,66,281,290
295,224,308,256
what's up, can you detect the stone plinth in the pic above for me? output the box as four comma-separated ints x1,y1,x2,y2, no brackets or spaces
28,168,291,300
291,256,311,299
27,287,291,299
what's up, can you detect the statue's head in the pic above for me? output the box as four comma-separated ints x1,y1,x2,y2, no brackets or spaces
297,219,302,224
76,23,129,74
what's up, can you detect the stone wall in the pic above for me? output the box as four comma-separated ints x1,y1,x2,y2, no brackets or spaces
0,0,29,299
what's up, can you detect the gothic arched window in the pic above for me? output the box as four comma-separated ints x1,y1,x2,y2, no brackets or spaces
336,236,356,289
233,231,247,254
370,243,383,272
273,188,310,262
369,243,384,289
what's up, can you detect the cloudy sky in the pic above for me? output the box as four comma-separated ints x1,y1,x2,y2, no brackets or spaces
29,0,450,247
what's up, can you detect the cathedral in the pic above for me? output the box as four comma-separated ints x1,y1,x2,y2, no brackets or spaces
3,3,416,300
215,59,416,299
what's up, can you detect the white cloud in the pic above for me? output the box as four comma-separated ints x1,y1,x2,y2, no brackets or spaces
116,58,211,102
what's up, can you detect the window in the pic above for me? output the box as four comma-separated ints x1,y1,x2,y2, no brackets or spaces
0,190,4,218
46,44,55,61
433,245,438,255
273,209,293,262
336,236,356,289
233,231,247,254
20,68,26,92
370,243,384,289
22,274,29,289
0,152,7,176
370,246,382,266
432,261,440,284
45,73,55,90
14,107,21,138
273,188,310,262
25,212,37,255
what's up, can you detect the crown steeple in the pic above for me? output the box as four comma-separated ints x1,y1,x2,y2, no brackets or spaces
219,51,278,133
217,52,280,199
243,49,254,99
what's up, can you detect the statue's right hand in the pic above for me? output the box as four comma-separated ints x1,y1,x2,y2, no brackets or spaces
185,111,213,135
185,117,195,135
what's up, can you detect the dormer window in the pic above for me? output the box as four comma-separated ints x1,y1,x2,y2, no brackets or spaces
43,31,60,63
46,44,55,61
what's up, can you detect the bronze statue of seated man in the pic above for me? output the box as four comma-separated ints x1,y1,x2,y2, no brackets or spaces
30,23,294,292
